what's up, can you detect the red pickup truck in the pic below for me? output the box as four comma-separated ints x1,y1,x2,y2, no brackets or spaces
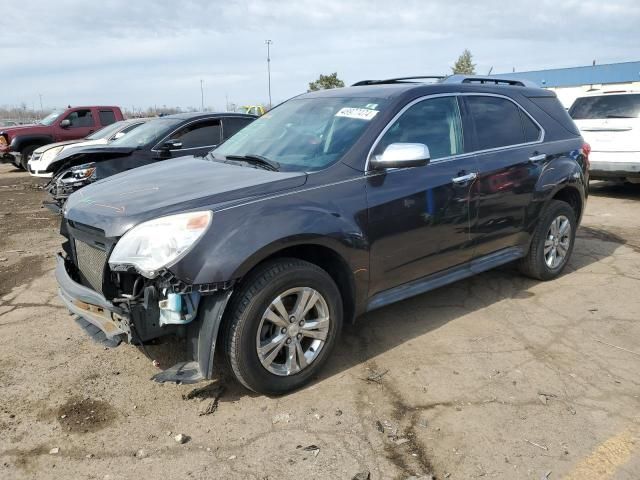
0,106,124,169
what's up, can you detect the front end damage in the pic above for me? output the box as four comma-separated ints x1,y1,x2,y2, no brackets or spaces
45,164,96,214
56,219,234,384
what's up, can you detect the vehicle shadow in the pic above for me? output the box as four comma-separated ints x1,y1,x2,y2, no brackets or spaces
318,225,627,387
589,180,640,200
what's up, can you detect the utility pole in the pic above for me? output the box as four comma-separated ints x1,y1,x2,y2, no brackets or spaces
200,79,204,112
38,93,43,113
265,40,273,109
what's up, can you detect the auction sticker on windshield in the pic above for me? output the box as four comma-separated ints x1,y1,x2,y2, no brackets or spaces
335,107,379,121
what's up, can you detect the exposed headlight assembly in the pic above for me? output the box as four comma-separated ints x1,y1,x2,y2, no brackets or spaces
40,145,64,164
108,211,213,278
61,163,97,184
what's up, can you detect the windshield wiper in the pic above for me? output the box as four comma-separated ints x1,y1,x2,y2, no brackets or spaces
225,154,280,171
606,114,636,119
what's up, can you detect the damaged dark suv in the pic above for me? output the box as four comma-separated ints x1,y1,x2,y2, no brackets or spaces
56,75,589,394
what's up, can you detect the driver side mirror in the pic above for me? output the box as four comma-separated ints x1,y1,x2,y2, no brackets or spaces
59,119,71,128
159,139,182,151
369,143,430,170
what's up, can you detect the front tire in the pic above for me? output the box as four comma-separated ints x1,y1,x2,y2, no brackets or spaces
223,258,343,395
20,145,37,170
519,200,577,280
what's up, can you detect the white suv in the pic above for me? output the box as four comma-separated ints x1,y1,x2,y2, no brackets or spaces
569,90,640,183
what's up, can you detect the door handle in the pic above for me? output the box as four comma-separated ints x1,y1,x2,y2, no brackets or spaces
529,153,546,163
452,172,477,184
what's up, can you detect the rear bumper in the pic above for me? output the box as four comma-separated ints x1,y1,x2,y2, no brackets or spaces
589,151,640,178
55,254,129,339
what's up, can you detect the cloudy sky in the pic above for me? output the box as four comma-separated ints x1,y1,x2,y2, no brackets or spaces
3,0,639,112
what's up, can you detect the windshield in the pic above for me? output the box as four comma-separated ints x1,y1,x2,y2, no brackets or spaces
109,118,179,148
569,94,640,119
85,121,126,140
39,110,62,126
214,97,386,171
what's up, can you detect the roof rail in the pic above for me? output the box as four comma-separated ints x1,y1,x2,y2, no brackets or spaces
352,76,445,86
441,75,539,88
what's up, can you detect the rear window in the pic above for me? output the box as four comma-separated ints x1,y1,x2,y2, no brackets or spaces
99,110,117,125
529,96,580,135
569,94,640,120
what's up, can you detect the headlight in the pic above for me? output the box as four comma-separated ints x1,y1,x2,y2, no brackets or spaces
60,163,96,184
40,145,64,164
108,211,213,277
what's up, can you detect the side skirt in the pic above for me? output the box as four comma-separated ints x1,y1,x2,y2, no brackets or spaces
366,247,525,312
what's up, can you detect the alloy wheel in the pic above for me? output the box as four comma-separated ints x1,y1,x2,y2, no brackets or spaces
256,287,330,376
544,215,571,269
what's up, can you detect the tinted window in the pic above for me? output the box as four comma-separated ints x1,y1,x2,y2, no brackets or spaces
521,111,541,142
99,110,116,125
467,96,525,150
373,96,463,160
65,109,94,128
529,96,579,135
170,119,221,149
569,94,640,119
222,117,253,140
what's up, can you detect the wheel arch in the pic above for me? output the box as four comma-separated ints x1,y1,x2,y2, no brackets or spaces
230,241,358,326
11,134,54,153
551,185,583,223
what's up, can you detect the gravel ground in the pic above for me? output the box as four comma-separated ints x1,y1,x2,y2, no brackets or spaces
0,162,638,480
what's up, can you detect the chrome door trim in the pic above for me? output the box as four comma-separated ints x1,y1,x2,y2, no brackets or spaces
365,92,546,172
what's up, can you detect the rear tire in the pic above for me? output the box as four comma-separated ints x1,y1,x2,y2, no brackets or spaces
20,145,37,170
223,258,343,395
519,200,576,280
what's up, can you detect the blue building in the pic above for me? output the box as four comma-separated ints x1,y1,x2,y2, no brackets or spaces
491,61,640,106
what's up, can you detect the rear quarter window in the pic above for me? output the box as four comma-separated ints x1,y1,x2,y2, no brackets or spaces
529,96,580,135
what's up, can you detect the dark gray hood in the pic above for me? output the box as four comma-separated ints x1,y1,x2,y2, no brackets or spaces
64,156,307,237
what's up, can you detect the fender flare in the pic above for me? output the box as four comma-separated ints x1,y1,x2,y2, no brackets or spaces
10,134,54,152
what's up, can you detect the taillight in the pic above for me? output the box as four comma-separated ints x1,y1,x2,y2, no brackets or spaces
581,142,591,168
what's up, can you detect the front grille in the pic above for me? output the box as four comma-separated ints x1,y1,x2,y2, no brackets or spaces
74,240,108,293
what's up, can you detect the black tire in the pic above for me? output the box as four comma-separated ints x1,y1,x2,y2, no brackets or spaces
519,200,577,280
223,258,343,395
20,145,37,170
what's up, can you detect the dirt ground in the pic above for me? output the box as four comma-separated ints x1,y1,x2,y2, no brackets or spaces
0,162,638,480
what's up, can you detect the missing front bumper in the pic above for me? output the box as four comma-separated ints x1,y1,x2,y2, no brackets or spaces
56,253,234,383
55,254,129,339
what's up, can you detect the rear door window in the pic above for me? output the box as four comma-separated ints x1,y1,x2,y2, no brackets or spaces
372,96,464,160
466,96,528,150
170,119,222,149
99,110,117,125
222,117,253,140
569,94,640,119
